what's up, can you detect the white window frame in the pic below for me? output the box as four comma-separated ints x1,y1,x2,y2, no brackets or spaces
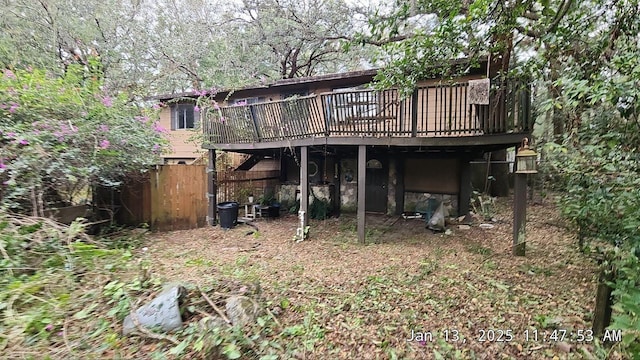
171,103,198,130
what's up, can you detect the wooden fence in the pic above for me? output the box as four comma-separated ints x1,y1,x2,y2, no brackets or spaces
118,165,208,231
116,165,280,231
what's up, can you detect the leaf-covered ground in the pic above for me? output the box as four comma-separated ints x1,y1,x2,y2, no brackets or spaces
145,197,617,359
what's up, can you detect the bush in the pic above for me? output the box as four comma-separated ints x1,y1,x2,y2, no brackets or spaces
0,62,168,214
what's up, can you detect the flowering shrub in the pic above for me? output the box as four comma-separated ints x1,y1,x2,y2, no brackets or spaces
0,62,168,214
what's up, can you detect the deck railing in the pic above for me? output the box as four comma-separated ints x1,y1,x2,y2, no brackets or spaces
203,79,531,145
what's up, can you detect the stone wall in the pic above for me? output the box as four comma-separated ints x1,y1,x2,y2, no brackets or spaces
404,192,458,217
278,184,334,210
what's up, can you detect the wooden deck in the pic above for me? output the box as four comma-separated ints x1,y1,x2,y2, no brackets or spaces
202,79,531,150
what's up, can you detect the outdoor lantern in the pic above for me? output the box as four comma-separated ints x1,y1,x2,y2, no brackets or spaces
515,138,538,174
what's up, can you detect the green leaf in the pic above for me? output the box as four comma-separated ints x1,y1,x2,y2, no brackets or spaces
74,303,99,319
222,343,242,359
169,339,189,355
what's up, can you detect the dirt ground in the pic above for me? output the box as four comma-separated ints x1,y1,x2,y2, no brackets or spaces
145,197,606,359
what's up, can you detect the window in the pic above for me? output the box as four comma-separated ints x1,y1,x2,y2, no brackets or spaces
171,103,197,130
231,97,265,106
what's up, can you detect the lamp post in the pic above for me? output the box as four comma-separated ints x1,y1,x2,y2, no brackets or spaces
513,138,537,256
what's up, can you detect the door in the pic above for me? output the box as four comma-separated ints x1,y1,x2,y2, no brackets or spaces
365,158,388,212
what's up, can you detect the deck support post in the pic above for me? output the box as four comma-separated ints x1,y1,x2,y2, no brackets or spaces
458,156,472,217
513,172,527,256
394,156,405,216
300,146,309,229
207,149,217,226
357,145,366,243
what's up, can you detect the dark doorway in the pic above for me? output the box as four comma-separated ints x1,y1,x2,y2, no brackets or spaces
365,157,388,212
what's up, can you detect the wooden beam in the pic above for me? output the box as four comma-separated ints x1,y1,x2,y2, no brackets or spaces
395,157,404,215
411,89,418,137
203,133,531,151
357,145,366,243
592,267,613,336
300,146,309,228
207,149,217,226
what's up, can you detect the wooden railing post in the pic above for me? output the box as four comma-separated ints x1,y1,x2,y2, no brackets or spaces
411,89,418,137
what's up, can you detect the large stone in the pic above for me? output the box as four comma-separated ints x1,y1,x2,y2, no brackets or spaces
225,295,259,326
123,286,183,335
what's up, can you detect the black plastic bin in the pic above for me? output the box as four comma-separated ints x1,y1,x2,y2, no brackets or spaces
267,202,281,218
217,201,239,229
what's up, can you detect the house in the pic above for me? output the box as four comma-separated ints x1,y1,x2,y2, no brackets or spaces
159,59,531,242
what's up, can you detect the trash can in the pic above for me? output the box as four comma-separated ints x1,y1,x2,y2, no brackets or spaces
267,202,281,218
217,201,239,229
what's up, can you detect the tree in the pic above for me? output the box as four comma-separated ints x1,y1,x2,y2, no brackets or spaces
200,0,376,88
0,0,225,97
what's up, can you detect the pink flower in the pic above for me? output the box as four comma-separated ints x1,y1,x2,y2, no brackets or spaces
99,124,109,132
220,117,225,123
45,324,53,331
0,162,6,169
213,102,220,110
3,69,16,79
99,139,110,149
152,104,161,110
6,132,16,138
152,144,161,153
152,122,167,133
101,96,113,107
18,139,28,145
8,103,18,113
194,105,200,112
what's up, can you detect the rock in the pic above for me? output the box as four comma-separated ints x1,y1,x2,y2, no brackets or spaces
123,286,184,335
225,295,259,326
444,229,453,235
458,224,471,230
271,306,283,316
479,223,495,229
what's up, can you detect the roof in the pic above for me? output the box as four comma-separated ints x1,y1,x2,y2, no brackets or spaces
151,57,488,102
150,68,379,102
